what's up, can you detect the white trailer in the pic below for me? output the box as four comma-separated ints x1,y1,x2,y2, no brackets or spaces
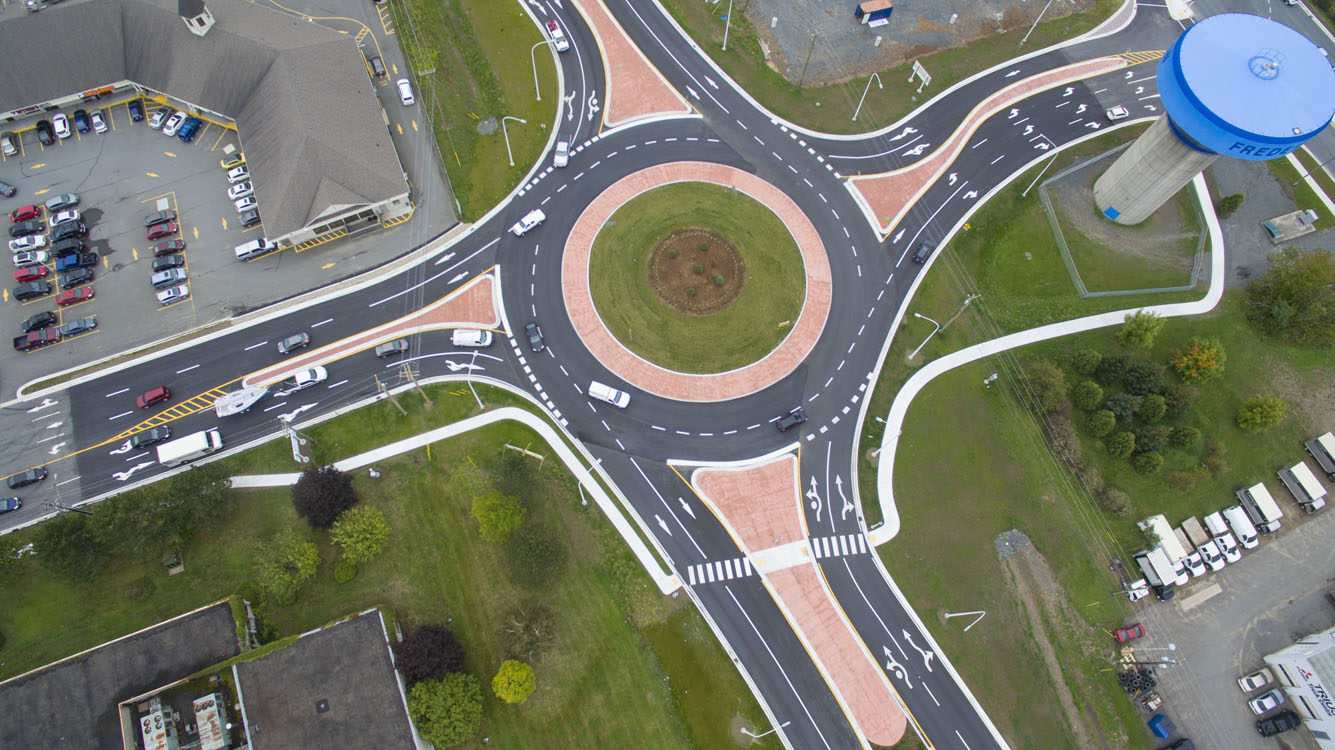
1278,461,1328,512
156,428,223,467
1139,514,1189,562
1134,547,1179,598
1237,482,1284,533
1306,432,1335,480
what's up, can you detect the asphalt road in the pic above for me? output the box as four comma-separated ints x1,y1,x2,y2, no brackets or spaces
0,1,1264,747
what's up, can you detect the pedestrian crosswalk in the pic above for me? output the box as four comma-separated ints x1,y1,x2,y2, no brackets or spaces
687,557,753,586
810,533,868,559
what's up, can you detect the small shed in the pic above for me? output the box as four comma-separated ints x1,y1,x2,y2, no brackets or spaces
855,0,893,25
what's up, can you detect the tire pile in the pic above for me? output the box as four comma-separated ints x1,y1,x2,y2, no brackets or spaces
1118,667,1158,695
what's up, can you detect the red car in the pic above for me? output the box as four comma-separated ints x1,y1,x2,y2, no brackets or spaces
146,221,178,240
13,265,50,283
9,204,41,223
1113,624,1145,643
152,239,186,256
55,287,94,306
136,386,171,408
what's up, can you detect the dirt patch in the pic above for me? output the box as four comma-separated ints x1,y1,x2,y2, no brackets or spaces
997,530,1117,750
647,227,746,314
1049,168,1197,271
1263,359,1335,437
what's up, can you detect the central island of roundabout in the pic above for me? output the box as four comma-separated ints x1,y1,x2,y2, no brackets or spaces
562,161,832,402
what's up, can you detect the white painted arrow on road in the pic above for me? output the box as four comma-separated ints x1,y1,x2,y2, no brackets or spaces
1077,103,1087,114
109,441,133,455
882,645,912,687
887,126,917,142
947,172,957,186
1005,69,1019,78
1007,108,1019,119
564,91,577,122
806,476,823,523
26,398,58,413
1062,86,1074,96
686,85,699,100
1085,122,1102,129
892,228,905,244
48,442,66,455
704,75,718,89
902,630,936,672
678,497,695,520
113,461,155,482
655,514,672,536
1034,142,1051,150
278,403,317,423
1135,86,1144,95
963,190,978,200
836,476,854,521
449,271,469,284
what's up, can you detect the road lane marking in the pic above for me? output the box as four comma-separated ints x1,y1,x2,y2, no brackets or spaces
108,410,133,420
105,388,129,397
176,364,199,374
243,340,268,351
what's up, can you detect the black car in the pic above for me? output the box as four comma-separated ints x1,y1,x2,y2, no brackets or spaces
59,267,93,288
239,209,261,228
525,322,544,352
59,317,97,337
0,181,15,198
151,255,185,272
277,332,310,355
51,238,85,256
21,311,57,332
777,407,808,432
6,467,47,489
51,222,87,242
13,281,52,301
130,426,173,450
128,99,145,122
144,209,177,227
911,239,936,264
73,109,90,133
1257,709,1300,737
0,497,20,515
9,220,44,238
35,120,54,145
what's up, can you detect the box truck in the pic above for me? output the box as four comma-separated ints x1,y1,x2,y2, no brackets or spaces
1134,548,1179,599
1139,514,1188,562
1277,461,1327,513
1237,482,1283,533
156,428,223,467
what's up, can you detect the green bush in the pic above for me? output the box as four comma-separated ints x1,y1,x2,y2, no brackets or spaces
1104,392,1137,423
1163,384,1196,419
1107,431,1136,459
698,242,709,251
1122,362,1165,396
1070,348,1102,376
1138,394,1167,424
667,249,677,259
1236,395,1286,431
1134,425,1171,454
1165,467,1210,488
505,526,568,588
471,491,527,543
1071,381,1104,411
686,287,696,297
1094,354,1131,386
1087,410,1116,437
334,559,357,583
1118,310,1166,349
407,673,483,747
1215,193,1244,219
1169,426,1201,449
492,660,537,704
1020,359,1068,413
714,276,725,286
1244,248,1335,347
693,264,705,274
330,505,390,565
1133,452,1165,475
1097,488,1133,517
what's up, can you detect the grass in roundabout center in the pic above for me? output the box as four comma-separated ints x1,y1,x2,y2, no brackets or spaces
589,182,806,374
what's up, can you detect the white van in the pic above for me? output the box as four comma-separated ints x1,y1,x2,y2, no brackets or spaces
451,329,493,348
588,380,630,408
235,238,276,260
1222,504,1260,549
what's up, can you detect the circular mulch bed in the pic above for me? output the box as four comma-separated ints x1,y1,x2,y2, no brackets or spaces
646,227,745,315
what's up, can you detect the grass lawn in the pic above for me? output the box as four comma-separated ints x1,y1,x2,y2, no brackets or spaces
1267,156,1332,224
390,0,557,220
657,0,1120,135
1059,190,1201,293
589,182,805,373
0,391,775,748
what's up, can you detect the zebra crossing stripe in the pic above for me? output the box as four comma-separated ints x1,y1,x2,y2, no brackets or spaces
859,535,867,553
725,559,735,578
840,536,849,556
743,558,752,575
715,561,725,580
688,565,696,586
706,563,715,583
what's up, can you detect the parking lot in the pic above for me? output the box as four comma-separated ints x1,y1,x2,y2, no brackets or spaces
1128,504,1334,749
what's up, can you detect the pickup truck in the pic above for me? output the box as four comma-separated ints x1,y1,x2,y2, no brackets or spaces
55,252,99,271
546,20,569,52
14,328,61,351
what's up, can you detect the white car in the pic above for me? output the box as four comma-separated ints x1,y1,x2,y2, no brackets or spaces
546,20,570,52
1239,668,1274,693
148,109,169,129
227,166,250,184
9,235,47,253
553,140,569,168
51,209,81,227
291,366,328,391
155,284,190,305
227,181,254,201
89,111,108,134
1106,105,1130,121
1248,688,1285,715
509,208,546,236
1183,551,1207,578
1213,532,1242,563
234,196,257,213
12,250,49,267
397,78,414,106
52,114,72,139
1196,540,1226,572
162,111,187,137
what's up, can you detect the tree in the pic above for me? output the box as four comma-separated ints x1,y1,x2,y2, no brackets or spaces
505,526,568,588
1169,426,1201,449
291,466,358,529
1071,381,1104,411
470,491,526,543
1133,452,1164,475
492,660,536,704
1097,488,1133,518
92,463,233,562
1070,348,1103,376
1236,395,1286,431
1215,193,1244,219
34,513,107,581
407,673,482,747
330,505,390,565
1118,310,1166,349
1104,392,1137,423
1163,384,1196,419
1134,425,1171,454
1107,431,1136,459
497,604,557,662
1137,394,1167,424
1244,248,1335,347
1020,359,1067,413
1169,337,1226,382
253,526,320,604
1087,410,1117,438
1094,354,1131,386
494,450,539,504
1122,362,1165,396
396,624,467,686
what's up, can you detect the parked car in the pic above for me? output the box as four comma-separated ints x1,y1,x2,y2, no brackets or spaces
55,287,93,306
0,497,20,515
374,338,409,358
227,181,254,201
1214,531,1242,563
290,366,328,391
13,328,59,351
277,332,310,354
150,268,187,288
10,204,42,223
51,223,87,242
226,166,249,184
151,255,185,272
55,252,97,271
128,99,145,122
12,250,49,267
13,265,49,283
369,55,386,77
396,78,414,105
59,316,97,337
21,311,57,332
146,221,178,240
0,131,17,156
72,109,90,133
9,234,47,252
12,281,51,301
6,467,47,489
9,220,44,238
221,152,245,169
34,120,55,145
89,110,108,133
1257,709,1301,737
525,322,544,352
238,209,262,228
234,196,257,213
177,117,201,142
147,109,169,129
137,385,171,408
52,113,71,139
51,209,80,227
155,284,189,305
44,193,78,212
162,111,187,137
0,181,14,198
144,209,177,226
130,426,173,449
1248,688,1286,715
1113,623,1145,643
151,239,186,256
59,267,94,288
777,407,808,432
51,238,85,257
1239,668,1274,692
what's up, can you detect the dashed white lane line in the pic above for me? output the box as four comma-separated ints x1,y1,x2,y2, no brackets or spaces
57,476,80,486
263,401,288,412
244,340,268,351
108,410,133,421
311,318,334,327
105,388,129,397
327,379,348,389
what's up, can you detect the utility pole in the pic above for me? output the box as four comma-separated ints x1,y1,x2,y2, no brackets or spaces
376,374,407,415
798,33,818,89
277,416,311,464
401,364,433,410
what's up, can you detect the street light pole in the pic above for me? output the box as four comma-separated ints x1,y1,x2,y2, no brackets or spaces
852,72,882,122
907,312,941,360
466,349,483,409
501,116,527,167
529,40,554,101
722,0,735,51
1018,0,1055,49
1291,153,1335,185
741,721,790,739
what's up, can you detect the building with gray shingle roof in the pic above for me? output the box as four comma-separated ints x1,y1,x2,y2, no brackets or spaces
0,0,410,246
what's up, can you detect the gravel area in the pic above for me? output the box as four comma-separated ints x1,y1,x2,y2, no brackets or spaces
994,528,1031,559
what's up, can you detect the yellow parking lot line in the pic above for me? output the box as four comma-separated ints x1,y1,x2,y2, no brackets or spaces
31,162,44,169
164,151,176,158
146,172,158,178
211,128,228,151
221,218,228,231
34,188,49,195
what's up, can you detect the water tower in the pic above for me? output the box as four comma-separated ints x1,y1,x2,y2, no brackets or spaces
1094,13,1335,225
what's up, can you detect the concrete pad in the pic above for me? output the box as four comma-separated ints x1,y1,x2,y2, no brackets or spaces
1177,582,1222,612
